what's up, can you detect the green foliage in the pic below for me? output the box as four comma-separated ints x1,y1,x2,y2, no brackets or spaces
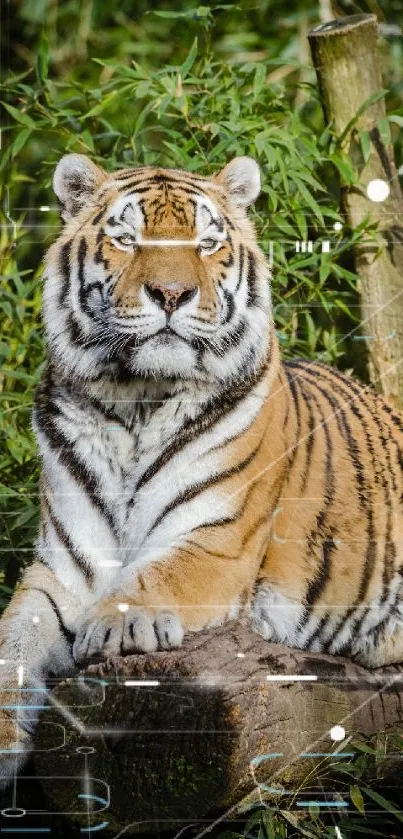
214,734,403,837
1,3,403,838
2,0,402,607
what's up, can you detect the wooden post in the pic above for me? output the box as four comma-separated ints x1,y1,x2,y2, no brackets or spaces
35,623,403,833
309,14,403,410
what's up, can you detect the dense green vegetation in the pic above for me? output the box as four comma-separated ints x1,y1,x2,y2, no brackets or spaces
2,1,403,836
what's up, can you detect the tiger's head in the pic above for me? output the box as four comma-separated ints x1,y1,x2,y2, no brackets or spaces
44,154,272,385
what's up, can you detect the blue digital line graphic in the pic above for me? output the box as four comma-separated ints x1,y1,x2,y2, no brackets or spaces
0,830,52,834
78,795,109,808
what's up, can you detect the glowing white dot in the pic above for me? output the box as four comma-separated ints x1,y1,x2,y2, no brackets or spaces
117,603,129,613
333,222,343,231
39,205,51,212
330,724,346,741
32,615,40,625
366,179,390,202
237,652,245,658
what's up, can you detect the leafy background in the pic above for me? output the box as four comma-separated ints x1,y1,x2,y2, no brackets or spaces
1,1,403,836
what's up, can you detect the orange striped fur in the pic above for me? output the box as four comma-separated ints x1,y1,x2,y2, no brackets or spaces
0,153,402,784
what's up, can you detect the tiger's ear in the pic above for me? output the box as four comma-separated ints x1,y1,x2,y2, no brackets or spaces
53,154,107,220
214,156,260,207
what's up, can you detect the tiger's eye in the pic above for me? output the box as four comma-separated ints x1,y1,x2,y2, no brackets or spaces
117,234,136,247
200,238,218,249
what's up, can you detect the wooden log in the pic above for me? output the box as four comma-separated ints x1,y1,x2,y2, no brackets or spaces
34,623,403,834
308,14,403,410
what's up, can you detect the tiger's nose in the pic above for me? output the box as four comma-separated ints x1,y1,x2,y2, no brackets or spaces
144,282,197,314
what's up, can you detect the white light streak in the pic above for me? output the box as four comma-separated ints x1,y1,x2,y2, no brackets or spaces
99,559,123,568
139,238,198,248
124,680,160,687
17,666,24,687
266,674,318,682
117,603,129,613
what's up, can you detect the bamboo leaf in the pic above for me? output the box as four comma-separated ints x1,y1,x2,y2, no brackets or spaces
363,787,403,823
1,102,36,128
181,38,198,78
350,785,365,814
359,130,371,163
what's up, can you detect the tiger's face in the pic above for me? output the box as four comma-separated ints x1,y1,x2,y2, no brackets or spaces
44,154,272,385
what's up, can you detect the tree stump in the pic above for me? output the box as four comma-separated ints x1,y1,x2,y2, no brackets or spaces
34,623,403,834
309,14,403,410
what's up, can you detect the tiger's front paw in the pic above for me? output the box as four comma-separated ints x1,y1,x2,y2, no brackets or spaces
73,606,184,665
0,708,32,789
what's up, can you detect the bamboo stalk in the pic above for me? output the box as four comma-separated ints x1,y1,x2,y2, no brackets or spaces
309,14,403,409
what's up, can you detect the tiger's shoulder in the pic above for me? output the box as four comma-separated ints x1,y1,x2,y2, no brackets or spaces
284,357,403,429
281,355,403,474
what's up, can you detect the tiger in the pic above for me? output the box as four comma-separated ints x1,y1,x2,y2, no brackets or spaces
1,151,403,787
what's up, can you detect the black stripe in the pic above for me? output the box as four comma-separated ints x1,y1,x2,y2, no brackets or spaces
246,249,259,307
177,543,236,561
92,206,108,225
222,213,235,231
380,398,403,433
133,361,269,495
58,238,101,347
72,388,129,432
114,166,149,181
370,580,403,647
307,360,399,493
288,361,377,606
241,511,269,550
144,438,265,541
31,588,75,646
297,384,336,629
94,230,110,269
322,605,356,653
298,383,316,494
35,375,119,537
301,361,397,605
234,244,245,294
381,504,396,603
301,613,329,649
193,479,265,535
77,237,88,311
59,239,72,306
118,180,211,198
43,494,94,585
284,365,301,468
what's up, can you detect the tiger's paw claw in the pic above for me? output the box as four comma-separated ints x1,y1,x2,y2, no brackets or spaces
73,606,184,664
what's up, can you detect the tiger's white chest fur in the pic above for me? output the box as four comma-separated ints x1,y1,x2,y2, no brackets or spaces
35,374,231,602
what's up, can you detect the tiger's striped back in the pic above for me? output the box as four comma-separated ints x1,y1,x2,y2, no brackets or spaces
251,358,403,666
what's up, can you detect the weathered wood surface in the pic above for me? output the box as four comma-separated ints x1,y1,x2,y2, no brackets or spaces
35,622,403,833
309,14,403,410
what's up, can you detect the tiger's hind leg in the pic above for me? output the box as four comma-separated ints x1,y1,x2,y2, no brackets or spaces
351,623,403,669
0,562,82,788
